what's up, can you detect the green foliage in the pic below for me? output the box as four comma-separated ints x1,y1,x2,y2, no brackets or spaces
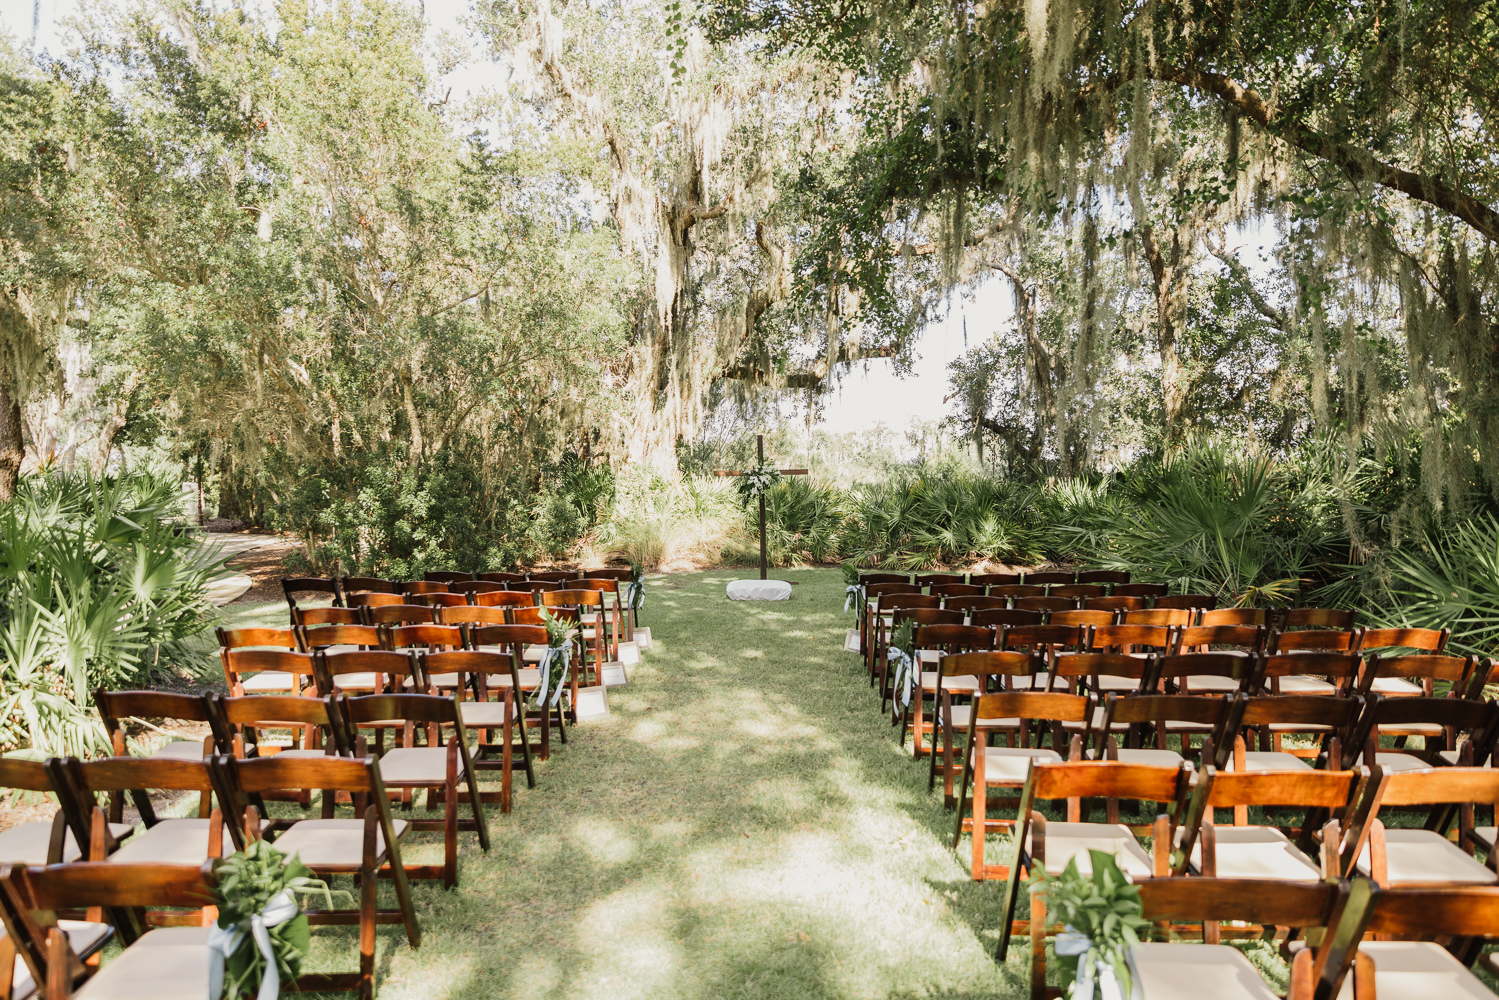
213,839,347,1000
1029,851,1149,999
0,471,219,756
1383,515,1499,656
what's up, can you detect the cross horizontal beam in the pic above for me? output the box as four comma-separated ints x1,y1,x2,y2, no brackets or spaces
712,469,809,476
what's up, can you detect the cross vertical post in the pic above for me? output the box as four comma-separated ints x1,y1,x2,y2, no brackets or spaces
757,434,767,580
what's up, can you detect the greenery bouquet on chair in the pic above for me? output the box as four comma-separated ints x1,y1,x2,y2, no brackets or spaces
841,562,864,616
210,839,346,1000
1030,851,1148,1000
888,618,918,724
533,608,579,709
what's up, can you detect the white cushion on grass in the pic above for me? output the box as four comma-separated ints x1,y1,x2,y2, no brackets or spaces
1335,941,1498,1000
74,926,210,1000
1356,828,1499,885
1131,942,1279,1000
725,579,792,601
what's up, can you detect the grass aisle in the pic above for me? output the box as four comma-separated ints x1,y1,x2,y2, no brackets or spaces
333,566,1021,1000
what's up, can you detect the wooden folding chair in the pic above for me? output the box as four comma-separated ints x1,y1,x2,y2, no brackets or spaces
298,623,383,655
929,651,1047,806
1022,571,1074,588
282,576,344,610
1133,878,1349,995
969,572,1020,588
210,694,351,760
952,692,1093,874
1200,607,1271,627
1224,694,1364,771
995,624,1083,691
402,581,449,596
914,573,965,590
349,593,408,611
294,606,364,628
867,592,939,683
48,757,245,870
1095,693,1239,770
477,571,527,584
381,624,462,656
1112,582,1167,598
570,578,625,659
941,594,1008,617
930,583,983,598
1348,693,1493,772
882,609,964,712
1076,570,1130,586
1151,651,1265,697
1280,607,1356,631
362,604,438,626
424,571,474,584
470,590,539,611
0,862,204,1000
215,627,308,694
528,570,578,583
1083,595,1145,614
540,590,609,689
1262,650,1364,701
990,584,1045,603
974,609,1045,631
1350,765,1499,889
315,649,424,728
94,690,215,762
405,592,468,608
1013,596,1077,615
899,623,993,753
466,624,566,757
1049,609,1114,628
452,580,505,598
994,761,1193,960
1051,584,1106,602
336,694,489,888
342,576,401,596
420,650,532,809
511,581,559,596
0,759,131,866
1357,651,1477,700
1176,766,1373,884
213,753,422,998
219,649,318,700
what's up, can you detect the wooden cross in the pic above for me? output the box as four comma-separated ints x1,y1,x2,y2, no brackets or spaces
714,434,808,580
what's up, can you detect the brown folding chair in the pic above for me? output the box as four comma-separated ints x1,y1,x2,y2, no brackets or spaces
570,578,626,656
219,649,317,698
94,690,215,762
437,605,508,628
405,592,468,608
988,584,1044,602
1350,764,1499,889
929,651,1049,807
1356,629,1454,692
342,576,401,596
215,627,306,694
1200,607,1270,627
316,648,421,696
402,581,449,596
1013,596,1077,614
1281,607,1357,630
929,583,983,598
1051,584,1105,601
467,623,565,757
210,692,351,816
48,757,243,868
336,694,490,888
1084,595,1146,613
1152,649,1266,697
1348,694,1492,773
865,590,936,681
540,590,608,689
452,580,506,597
0,758,131,866
1022,571,1073,587
1076,570,1130,586
969,572,1020,588
860,582,921,665
362,604,438,627
941,595,1008,616
477,571,527,584
0,862,206,1000
424,571,473,584
897,624,992,754
298,623,383,656
293,606,363,628
213,753,421,996
1123,607,1194,628
993,761,1192,958
951,692,1093,868
421,650,532,807
348,592,407,611
1049,609,1114,628
471,589,539,610
1225,694,1365,772
1112,582,1167,598
1095,692,1238,771
972,609,1044,632
282,576,344,610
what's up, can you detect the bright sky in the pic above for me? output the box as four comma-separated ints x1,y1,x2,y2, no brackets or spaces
14,0,1008,439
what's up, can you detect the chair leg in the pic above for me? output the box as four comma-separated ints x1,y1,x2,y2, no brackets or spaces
444,744,459,889
1029,888,1047,1000
359,860,377,1000
971,759,987,880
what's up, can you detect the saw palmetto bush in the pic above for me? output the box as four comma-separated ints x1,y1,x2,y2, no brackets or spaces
1383,515,1499,656
1075,442,1349,606
756,478,848,566
0,471,220,757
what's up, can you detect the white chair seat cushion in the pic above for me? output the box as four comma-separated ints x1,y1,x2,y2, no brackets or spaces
1026,822,1154,878
328,671,381,690
108,819,262,864
239,671,298,692
1471,826,1497,850
1112,748,1186,767
0,819,133,865
943,705,1019,730
1356,828,1499,885
378,746,452,784
1369,752,1435,772
1093,675,1143,691
1227,751,1314,771
1274,676,1337,695
1175,675,1243,694
73,926,210,1000
459,702,513,727
1191,826,1321,881
150,741,208,761
1062,706,1128,732
1368,677,1426,696
921,673,980,694
1335,941,1498,1000
426,672,461,688
271,818,409,867
979,747,1062,784
5,919,112,999
1131,942,1279,1000
271,748,336,759
1437,749,1492,767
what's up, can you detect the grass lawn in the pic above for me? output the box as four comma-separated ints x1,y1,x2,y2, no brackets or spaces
225,567,1026,999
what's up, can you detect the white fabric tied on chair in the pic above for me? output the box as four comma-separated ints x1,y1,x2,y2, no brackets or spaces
207,889,299,1000
1055,926,1140,1000
843,584,864,614
623,582,644,611
891,648,918,709
533,645,571,707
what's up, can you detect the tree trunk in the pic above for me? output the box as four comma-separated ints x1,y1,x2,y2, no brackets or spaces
0,377,23,501
1139,222,1187,438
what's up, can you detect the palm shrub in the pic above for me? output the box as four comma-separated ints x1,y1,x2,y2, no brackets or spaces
0,471,220,757
1383,515,1499,656
759,478,848,566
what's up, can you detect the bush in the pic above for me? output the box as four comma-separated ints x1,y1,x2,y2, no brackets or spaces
0,471,220,756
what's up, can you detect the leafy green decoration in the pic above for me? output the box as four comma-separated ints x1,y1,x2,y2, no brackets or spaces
1028,850,1148,999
